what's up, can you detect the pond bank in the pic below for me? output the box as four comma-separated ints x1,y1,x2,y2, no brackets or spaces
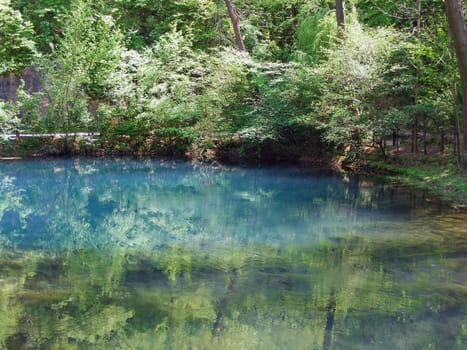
387,164,466,208
352,156,467,209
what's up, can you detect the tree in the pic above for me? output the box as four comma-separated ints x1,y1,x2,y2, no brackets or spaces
445,0,467,161
225,0,246,51
311,23,403,161
42,0,123,134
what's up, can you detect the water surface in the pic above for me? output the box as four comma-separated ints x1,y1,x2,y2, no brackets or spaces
0,159,466,349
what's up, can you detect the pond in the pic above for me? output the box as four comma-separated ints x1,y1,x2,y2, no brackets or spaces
0,158,466,349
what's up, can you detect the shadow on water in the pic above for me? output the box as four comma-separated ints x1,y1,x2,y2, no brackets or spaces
0,158,466,349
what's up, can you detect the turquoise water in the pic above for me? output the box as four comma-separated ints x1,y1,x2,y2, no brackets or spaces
0,158,466,349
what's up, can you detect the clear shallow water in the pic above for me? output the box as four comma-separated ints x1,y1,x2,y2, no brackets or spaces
0,158,466,349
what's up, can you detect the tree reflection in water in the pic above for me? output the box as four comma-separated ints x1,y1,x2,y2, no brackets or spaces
0,159,465,349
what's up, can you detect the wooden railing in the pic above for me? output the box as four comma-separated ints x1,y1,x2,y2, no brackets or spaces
3,132,100,140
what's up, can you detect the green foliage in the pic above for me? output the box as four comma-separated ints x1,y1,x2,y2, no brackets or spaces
57,0,123,99
14,84,44,133
91,0,219,50
105,29,256,154
402,8,458,137
308,23,405,159
0,0,37,74
357,0,446,29
296,9,336,62
0,0,463,163
235,0,310,60
12,0,72,53
41,0,123,132
0,101,20,140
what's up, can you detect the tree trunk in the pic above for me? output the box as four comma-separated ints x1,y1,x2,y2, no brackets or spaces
454,97,462,166
440,128,445,153
335,0,345,31
451,52,462,165
412,115,418,153
417,0,422,32
396,128,400,153
423,114,427,155
445,0,467,162
412,0,422,154
224,0,246,51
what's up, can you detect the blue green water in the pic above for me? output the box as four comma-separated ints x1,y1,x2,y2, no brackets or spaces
0,158,466,349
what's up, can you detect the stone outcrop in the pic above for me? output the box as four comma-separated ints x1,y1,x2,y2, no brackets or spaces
0,67,41,101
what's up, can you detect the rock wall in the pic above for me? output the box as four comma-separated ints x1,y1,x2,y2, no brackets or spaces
0,67,41,101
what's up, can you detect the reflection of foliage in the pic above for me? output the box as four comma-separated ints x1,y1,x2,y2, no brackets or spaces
0,234,465,349
57,306,134,345
0,252,39,347
0,159,466,348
